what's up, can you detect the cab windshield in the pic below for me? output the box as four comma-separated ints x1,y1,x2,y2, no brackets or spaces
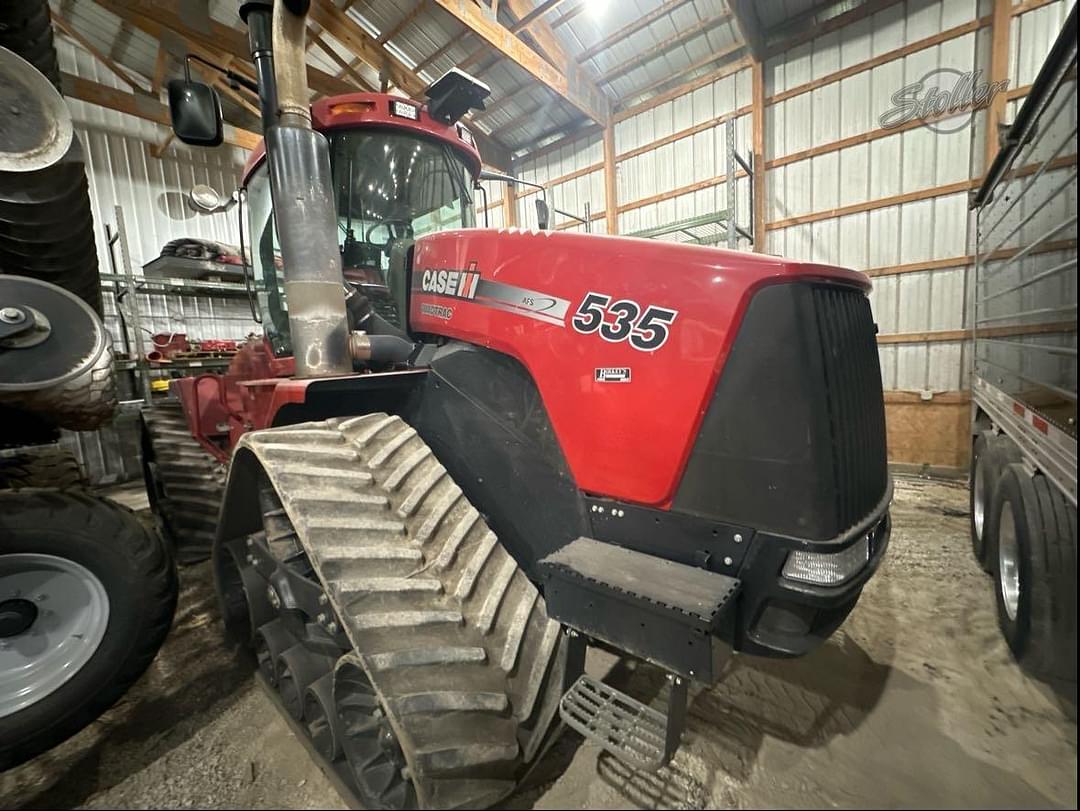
330,130,475,271
245,128,475,355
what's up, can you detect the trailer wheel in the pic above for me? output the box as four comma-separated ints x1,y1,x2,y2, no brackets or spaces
970,432,1020,570
0,490,177,770
989,464,1076,681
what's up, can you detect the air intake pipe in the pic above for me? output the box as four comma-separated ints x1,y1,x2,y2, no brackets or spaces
265,0,350,377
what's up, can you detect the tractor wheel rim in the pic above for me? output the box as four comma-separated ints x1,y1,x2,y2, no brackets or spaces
0,553,110,718
998,501,1020,621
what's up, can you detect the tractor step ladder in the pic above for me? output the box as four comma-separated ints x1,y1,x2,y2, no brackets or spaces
539,537,740,771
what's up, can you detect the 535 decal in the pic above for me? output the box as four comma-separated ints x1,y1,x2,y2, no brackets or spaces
571,292,678,351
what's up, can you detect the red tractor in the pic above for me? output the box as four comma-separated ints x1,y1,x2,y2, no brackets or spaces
143,2,891,807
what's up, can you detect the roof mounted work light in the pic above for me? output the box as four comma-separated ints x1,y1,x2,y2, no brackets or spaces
424,68,490,124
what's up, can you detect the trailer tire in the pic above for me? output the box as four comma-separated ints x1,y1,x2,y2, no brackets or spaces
970,432,1020,570
0,491,177,770
988,464,1075,681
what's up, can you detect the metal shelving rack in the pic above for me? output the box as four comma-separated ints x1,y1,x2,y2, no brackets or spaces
106,205,251,404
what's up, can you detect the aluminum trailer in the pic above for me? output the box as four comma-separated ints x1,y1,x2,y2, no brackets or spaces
968,4,1076,685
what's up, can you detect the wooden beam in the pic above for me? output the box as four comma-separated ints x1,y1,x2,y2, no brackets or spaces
551,0,588,29
767,179,979,231
878,320,1076,345
614,50,750,122
986,0,1011,172
151,43,168,97
726,0,765,60
150,131,174,158
378,0,429,44
310,31,376,91
504,180,518,227
95,0,353,100
578,0,692,63
597,12,732,86
768,15,989,107
766,0,903,59
751,59,765,252
603,123,618,234
862,239,1076,278
1012,0,1059,16
53,14,147,92
511,0,571,33
617,168,748,216
618,105,752,161
501,0,578,68
61,72,259,150
429,0,610,124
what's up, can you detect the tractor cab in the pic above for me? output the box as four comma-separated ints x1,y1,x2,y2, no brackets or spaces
240,91,484,357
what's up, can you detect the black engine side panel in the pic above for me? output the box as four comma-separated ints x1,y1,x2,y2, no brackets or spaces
403,342,591,577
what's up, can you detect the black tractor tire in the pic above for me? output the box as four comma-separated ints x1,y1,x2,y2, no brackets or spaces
969,431,1021,570
0,0,60,90
0,490,177,770
220,416,567,809
0,0,101,315
988,464,1077,682
0,444,85,490
140,402,226,565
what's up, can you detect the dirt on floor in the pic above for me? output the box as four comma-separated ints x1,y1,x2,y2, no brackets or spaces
0,475,1076,809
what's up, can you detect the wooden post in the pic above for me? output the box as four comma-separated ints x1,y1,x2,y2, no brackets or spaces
603,123,618,235
985,0,1012,172
504,179,519,228
751,60,766,252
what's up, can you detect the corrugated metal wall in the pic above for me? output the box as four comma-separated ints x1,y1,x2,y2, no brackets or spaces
55,39,259,483
515,133,607,233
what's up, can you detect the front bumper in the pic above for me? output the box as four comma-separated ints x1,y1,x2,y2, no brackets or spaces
729,482,893,658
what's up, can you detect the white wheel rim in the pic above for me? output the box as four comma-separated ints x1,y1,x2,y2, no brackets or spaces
0,553,110,718
998,502,1021,621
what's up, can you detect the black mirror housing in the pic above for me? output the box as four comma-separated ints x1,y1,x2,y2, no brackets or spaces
167,79,224,147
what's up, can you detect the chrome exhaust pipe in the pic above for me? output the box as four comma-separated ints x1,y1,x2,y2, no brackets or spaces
266,0,350,378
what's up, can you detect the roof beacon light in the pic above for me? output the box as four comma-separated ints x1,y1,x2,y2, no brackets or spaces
424,68,490,125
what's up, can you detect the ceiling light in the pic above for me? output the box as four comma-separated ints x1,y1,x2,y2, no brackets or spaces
589,0,610,18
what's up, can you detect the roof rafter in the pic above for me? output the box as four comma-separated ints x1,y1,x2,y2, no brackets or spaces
597,11,733,87
725,0,765,60
429,0,609,124
577,0,693,64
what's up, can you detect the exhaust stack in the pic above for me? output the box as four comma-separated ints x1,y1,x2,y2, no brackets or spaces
264,0,350,377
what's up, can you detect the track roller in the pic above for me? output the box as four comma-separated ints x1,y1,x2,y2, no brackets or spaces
277,644,336,721
254,618,294,687
304,673,345,761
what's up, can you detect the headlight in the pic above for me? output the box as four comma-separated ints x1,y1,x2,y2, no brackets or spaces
782,535,869,586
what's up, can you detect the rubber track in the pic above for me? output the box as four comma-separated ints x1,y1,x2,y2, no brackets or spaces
142,403,226,564
239,416,566,809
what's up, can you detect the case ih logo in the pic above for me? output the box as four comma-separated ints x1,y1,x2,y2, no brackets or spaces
421,264,480,300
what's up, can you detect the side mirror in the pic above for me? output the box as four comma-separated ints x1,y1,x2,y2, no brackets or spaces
167,78,223,147
535,199,550,230
187,184,237,213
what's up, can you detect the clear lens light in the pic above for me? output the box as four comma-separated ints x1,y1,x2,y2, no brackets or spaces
782,536,870,586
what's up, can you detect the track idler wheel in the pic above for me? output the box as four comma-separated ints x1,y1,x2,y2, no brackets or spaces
277,644,336,721
304,673,346,761
335,656,417,810
253,618,294,687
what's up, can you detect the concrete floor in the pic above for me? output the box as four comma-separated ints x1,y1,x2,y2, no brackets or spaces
1,476,1076,809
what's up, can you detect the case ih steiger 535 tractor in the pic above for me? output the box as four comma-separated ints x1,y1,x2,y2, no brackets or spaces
144,2,892,807
1,1,176,771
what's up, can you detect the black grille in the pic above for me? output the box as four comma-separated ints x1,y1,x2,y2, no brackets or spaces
812,287,888,532
674,282,888,541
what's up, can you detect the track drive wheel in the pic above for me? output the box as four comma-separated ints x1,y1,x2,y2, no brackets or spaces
0,490,177,770
140,402,226,564
216,415,567,809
